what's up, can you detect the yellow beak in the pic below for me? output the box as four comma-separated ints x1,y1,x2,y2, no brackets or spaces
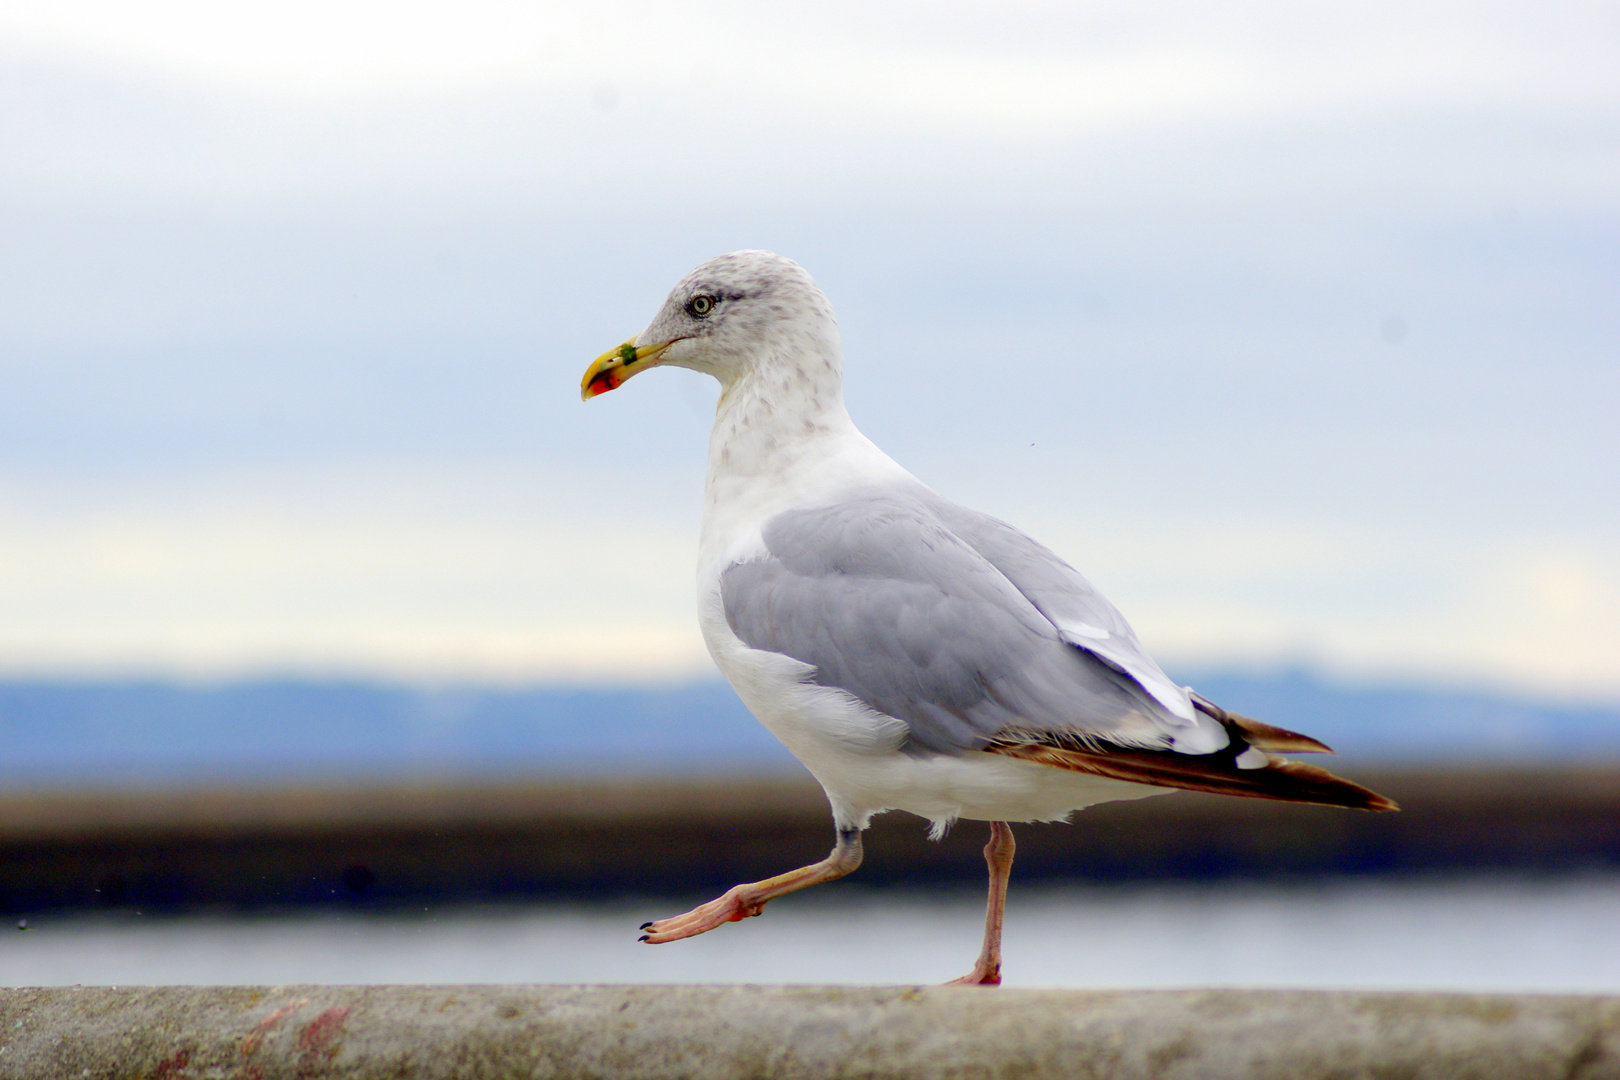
581,338,673,400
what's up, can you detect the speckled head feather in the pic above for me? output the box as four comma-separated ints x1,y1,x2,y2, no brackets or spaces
635,251,843,393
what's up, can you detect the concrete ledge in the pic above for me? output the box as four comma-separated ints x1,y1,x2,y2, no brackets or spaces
2,985,1618,1079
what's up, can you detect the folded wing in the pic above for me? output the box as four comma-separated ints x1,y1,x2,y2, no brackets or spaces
720,483,1397,812
720,484,1226,756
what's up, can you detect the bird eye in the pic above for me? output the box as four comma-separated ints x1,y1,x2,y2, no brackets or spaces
687,294,715,317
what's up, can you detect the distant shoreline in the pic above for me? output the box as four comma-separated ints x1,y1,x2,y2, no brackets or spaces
4,766,1618,915
3,670,1617,789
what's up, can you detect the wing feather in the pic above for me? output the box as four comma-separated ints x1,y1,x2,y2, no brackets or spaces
985,738,1397,811
1188,690,1334,754
719,483,1389,807
720,486,1224,756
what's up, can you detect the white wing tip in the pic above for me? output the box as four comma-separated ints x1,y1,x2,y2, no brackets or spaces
1143,678,1196,722
1168,722,1229,754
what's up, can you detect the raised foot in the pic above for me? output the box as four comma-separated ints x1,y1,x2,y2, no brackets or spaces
943,963,1002,986
639,886,766,944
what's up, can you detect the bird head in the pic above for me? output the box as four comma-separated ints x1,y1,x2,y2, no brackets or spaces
581,250,840,400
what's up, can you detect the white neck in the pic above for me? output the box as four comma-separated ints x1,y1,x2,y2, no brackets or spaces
698,346,910,562
709,347,852,473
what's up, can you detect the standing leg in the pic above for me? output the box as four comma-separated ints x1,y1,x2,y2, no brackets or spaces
945,821,1015,986
640,827,864,944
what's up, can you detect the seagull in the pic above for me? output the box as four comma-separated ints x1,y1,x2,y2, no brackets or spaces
581,250,1396,985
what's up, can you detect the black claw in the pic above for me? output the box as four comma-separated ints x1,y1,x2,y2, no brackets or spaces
639,921,654,930
638,934,650,943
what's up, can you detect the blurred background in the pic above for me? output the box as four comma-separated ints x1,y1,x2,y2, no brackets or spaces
1,0,1617,990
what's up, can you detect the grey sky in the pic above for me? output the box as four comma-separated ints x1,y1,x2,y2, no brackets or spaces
1,1,1616,695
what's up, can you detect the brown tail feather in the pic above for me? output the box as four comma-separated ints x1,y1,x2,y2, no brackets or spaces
1188,693,1334,754
984,740,1399,812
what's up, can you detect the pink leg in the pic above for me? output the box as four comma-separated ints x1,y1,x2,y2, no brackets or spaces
640,828,863,944
946,821,1015,986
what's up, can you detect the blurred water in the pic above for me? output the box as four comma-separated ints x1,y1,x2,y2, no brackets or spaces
4,874,1615,992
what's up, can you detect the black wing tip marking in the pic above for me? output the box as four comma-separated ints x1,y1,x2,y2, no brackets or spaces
987,694,1398,812
1188,690,1335,755
984,737,1399,812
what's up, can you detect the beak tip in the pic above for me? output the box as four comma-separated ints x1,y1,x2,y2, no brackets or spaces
583,337,659,402
581,370,620,400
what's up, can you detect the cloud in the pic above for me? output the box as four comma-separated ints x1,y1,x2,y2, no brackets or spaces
4,467,1615,697
1035,515,1620,699
0,0,1614,694
0,467,710,683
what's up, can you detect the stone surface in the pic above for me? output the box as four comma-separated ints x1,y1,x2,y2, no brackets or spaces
2,985,1619,1079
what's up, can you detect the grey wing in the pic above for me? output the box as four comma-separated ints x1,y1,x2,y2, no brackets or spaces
924,496,1203,726
720,488,1222,756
